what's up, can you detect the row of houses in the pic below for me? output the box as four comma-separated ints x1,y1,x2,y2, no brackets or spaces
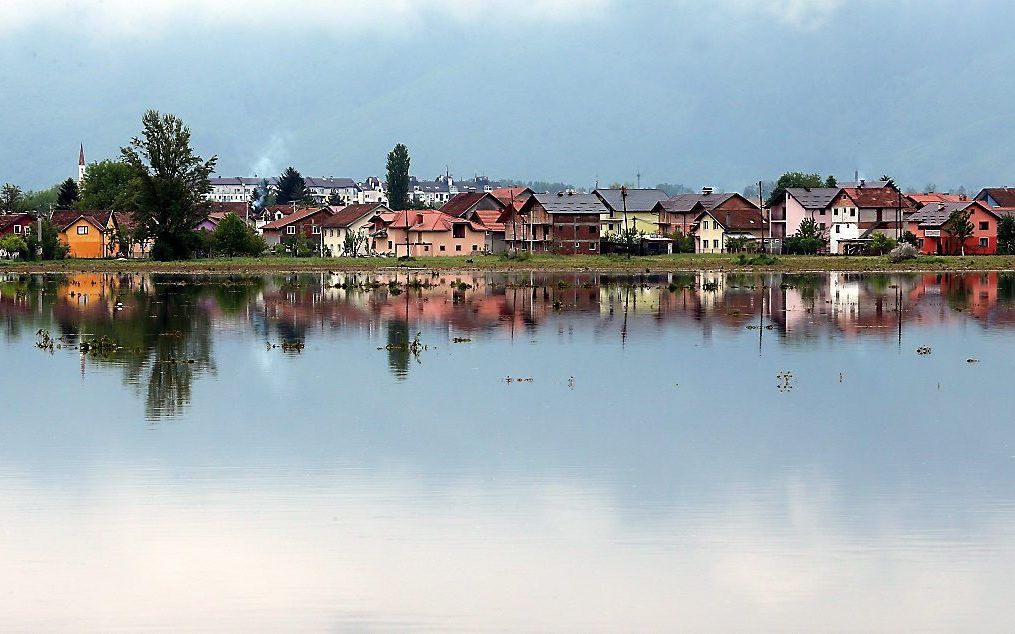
8,181,1015,259
0,210,141,258
199,182,1015,258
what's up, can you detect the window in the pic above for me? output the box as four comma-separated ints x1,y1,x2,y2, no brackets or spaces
819,223,826,230
453,224,466,238
917,239,924,248
820,209,826,215
979,221,989,231
424,245,430,251
574,242,580,249
703,220,709,230
712,239,719,249
850,208,856,217
77,225,88,235
979,237,989,247
835,225,841,233
590,242,597,251
589,226,597,234
287,226,296,235
13,225,21,233
440,245,446,251
455,244,462,251
387,240,392,249
472,245,478,251
312,225,321,235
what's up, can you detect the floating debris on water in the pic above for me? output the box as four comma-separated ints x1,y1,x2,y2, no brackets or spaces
967,358,980,363
777,370,794,392
505,376,534,384
451,337,472,344
917,346,932,355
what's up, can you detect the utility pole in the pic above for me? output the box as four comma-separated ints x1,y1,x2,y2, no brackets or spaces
760,180,767,254
621,186,630,257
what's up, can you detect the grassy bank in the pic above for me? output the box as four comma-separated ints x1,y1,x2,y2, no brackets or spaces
4,253,1015,274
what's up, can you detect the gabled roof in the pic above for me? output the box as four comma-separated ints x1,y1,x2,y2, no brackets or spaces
660,192,754,214
907,193,967,205
0,213,34,231
909,201,996,227
472,209,505,232
976,187,1015,207
525,192,609,215
439,192,504,218
304,177,360,191
260,206,329,230
594,188,669,213
696,207,766,231
785,187,840,210
377,209,483,232
841,186,911,210
320,203,388,228
492,187,533,203
50,210,111,232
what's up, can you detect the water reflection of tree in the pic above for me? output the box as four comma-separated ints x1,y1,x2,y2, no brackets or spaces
385,318,411,379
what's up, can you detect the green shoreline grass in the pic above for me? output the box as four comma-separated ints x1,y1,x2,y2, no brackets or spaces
4,253,1015,274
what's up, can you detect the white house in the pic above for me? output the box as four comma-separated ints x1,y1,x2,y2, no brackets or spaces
320,203,390,256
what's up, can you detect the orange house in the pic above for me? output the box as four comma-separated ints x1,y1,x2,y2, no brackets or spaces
907,201,1000,255
52,210,113,258
370,209,488,256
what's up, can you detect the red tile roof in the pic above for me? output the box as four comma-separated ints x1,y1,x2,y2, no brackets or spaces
492,187,533,203
842,186,913,210
377,209,484,232
908,193,967,205
473,209,505,232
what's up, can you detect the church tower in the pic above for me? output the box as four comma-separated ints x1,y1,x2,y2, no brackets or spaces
78,144,86,184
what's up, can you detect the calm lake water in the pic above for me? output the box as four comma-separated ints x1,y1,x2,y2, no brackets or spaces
2,270,1015,631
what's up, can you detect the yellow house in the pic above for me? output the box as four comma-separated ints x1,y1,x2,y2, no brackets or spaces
52,210,112,258
594,188,669,237
694,207,767,253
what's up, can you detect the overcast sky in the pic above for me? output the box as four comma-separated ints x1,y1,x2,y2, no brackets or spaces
1,0,1012,192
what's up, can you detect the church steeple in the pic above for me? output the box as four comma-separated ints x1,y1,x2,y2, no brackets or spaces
77,144,86,183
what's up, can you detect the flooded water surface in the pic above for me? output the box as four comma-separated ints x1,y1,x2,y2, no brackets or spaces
2,270,1015,631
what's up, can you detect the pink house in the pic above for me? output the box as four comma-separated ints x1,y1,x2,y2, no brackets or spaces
370,209,489,257
768,188,839,239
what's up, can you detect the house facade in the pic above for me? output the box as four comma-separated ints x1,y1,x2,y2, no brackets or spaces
260,206,334,249
439,192,508,253
503,192,608,254
370,209,488,256
907,201,1000,255
321,203,389,256
52,210,113,258
0,213,36,238
769,188,839,239
593,188,668,237
656,191,759,240
694,207,767,253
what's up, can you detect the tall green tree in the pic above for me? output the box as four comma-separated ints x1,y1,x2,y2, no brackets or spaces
386,144,411,211
211,214,267,257
1,183,24,212
997,215,1015,255
766,172,829,207
56,178,79,209
79,160,142,211
276,167,309,205
943,207,974,256
120,110,217,260
825,175,837,187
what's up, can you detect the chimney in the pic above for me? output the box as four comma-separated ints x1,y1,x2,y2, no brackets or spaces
416,212,424,225
702,186,714,195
